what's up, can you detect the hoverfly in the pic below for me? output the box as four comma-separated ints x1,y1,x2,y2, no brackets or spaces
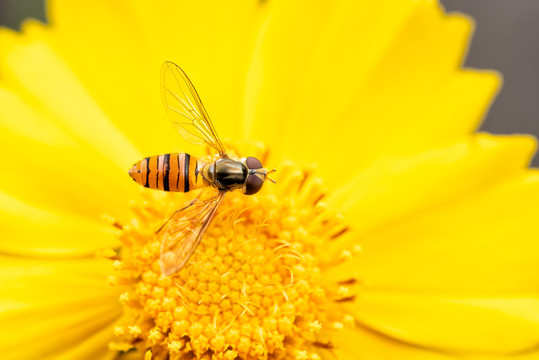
128,62,275,276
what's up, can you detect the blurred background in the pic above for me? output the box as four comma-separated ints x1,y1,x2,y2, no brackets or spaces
0,0,538,165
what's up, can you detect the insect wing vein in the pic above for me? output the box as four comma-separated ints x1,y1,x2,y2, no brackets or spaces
161,62,227,155
159,191,226,276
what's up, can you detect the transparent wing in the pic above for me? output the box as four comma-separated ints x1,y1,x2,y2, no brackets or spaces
161,61,227,156
159,191,226,276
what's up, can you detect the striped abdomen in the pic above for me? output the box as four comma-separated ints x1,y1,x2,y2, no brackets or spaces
128,153,208,192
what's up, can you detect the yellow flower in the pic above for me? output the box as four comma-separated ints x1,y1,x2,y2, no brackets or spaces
1,0,538,359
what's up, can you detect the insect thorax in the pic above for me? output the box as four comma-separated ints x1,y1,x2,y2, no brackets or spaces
202,158,248,190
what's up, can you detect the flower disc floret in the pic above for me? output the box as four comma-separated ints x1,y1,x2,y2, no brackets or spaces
109,159,357,359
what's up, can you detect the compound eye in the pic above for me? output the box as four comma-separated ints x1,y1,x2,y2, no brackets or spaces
246,156,263,170
245,174,264,195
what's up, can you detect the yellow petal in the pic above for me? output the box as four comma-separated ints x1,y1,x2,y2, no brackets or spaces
468,352,539,360
0,190,119,255
0,117,137,223
47,0,261,155
0,256,122,359
0,86,78,147
334,321,539,360
246,0,499,188
328,134,535,238
333,327,455,360
347,291,539,355
0,25,141,169
336,170,539,293
50,323,119,360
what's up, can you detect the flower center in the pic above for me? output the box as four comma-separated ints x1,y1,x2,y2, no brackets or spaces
107,157,357,359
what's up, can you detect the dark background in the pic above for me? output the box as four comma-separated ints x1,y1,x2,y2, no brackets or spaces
1,0,538,165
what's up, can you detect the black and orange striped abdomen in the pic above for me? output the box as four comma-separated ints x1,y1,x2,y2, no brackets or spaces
129,153,208,192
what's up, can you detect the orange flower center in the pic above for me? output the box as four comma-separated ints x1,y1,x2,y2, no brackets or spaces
107,160,358,359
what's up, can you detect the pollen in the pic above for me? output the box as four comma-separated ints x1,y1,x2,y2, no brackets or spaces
107,156,359,359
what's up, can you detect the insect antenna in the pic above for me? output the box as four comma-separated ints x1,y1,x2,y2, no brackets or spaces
264,168,277,183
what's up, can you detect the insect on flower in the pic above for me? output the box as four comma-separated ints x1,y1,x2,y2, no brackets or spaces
128,62,276,276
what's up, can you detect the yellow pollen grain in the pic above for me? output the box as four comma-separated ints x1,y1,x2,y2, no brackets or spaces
119,292,130,304
107,275,118,286
128,325,142,337
309,321,322,334
148,329,162,344
145,349,152,360
111,160,355,359
113,326,125,336
224,349,238,360
168,340,183,354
